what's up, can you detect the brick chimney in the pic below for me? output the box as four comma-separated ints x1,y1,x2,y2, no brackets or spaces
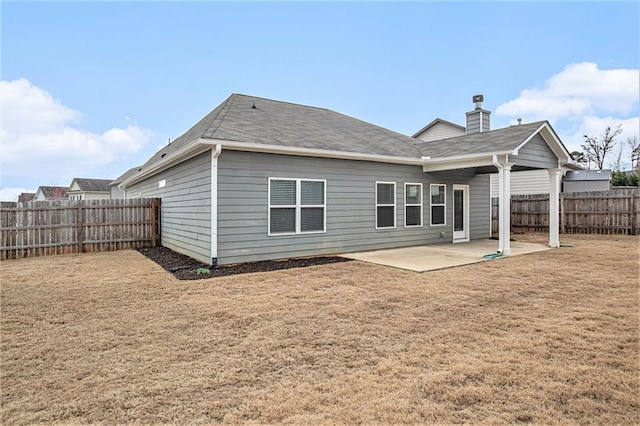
466,94,491,134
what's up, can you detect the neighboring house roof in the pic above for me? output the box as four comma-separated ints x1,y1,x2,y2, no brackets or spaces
110,167,141,186
563,169,612,181
37,186,69,199
412,118,465,139
69,178,112,192
17,192,35,203
139,93,424,173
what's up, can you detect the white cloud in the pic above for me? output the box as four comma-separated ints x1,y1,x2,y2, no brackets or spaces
0,187,36,202
496,62,639,169
0,78,153,183
496,62,639,121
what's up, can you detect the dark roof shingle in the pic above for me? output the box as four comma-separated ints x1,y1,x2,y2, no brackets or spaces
110,167,141,186
18,192,35,203
140,94,423,172
413,121,547,158
71,178,112,192
38,186,69,199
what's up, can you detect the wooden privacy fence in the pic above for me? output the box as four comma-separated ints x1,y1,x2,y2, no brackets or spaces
0,198,161,260
492,188,640,235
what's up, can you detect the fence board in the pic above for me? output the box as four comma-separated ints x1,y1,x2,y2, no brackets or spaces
491,188,640,236
0,198,161,260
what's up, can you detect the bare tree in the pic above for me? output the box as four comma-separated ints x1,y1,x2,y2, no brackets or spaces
612,144,624,171
570,150,588,167
627,136,639,169
581,125,623,170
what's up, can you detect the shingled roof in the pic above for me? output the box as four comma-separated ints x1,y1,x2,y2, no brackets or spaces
563,169,612,181
17,192,35,203
125,94,574,188
110,167,141,186
139,94,423,172
37,186,69,200
70,178,112,192
413,121,548,159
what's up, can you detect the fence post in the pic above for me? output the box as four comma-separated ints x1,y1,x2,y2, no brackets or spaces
77,202,84,253
631,191,636,236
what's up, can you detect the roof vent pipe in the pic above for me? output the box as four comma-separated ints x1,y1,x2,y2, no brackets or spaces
473,94,484,110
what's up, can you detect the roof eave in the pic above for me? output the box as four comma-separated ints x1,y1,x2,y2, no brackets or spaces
122,138,427,188
421,152,512,172
122,139,214,188
212,139,426,166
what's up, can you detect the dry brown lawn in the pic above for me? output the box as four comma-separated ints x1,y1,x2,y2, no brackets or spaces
1,234,638,425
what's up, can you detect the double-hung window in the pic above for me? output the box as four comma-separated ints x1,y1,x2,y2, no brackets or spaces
376,182,396,229
430,184,446,226
405,183,422,227
269,178,326,235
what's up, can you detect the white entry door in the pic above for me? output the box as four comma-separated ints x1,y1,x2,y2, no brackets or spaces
453,185,469,242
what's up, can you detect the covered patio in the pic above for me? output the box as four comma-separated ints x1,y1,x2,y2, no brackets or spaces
342,239,550,272
414,120,575,255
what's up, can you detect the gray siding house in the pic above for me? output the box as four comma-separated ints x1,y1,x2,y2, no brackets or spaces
67,178,112,201
122,94,574,266
110,166,141,199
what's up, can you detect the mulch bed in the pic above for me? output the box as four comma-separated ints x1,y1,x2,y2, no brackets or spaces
138,246,351,280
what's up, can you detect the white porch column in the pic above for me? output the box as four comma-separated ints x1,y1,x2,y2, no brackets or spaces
497,166,505,253
501,163,513,256
493,155,514,256
548,168,562,248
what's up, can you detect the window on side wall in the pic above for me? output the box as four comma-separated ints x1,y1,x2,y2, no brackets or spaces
376,182,396,229
268,178,325,235
405,183,422,227
430,184,446,226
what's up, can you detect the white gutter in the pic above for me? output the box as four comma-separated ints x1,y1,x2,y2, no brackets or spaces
208,138,425,166
422,151,515,172
122,138,426,188
425,150,513,163
122,139,217,188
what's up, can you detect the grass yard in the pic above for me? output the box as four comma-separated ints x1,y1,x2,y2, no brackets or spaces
1,234,638,424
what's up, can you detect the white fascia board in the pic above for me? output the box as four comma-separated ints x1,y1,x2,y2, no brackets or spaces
121,139,213,188
425,150,512,163
123,137,433,188
205,138,426,166
422,156,497,172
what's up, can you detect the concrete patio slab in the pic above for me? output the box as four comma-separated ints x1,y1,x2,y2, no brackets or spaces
341,239,551,272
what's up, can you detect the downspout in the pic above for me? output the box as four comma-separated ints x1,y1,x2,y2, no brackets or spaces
211,144,222,267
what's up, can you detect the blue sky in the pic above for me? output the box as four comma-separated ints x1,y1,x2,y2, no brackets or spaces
1,1,639,200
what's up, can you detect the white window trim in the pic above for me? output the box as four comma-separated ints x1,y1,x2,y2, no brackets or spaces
375,181,396,229
430,183,447,226
268,177,327,236
404,182,423,228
